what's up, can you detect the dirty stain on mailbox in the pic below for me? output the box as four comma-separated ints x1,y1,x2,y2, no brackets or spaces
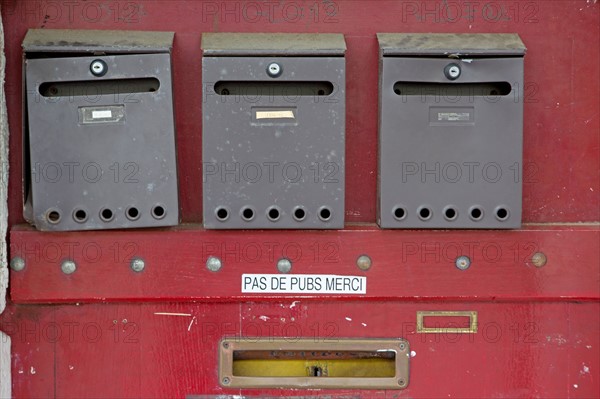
22,29,179,231
377,33,526,229
202,33,346,229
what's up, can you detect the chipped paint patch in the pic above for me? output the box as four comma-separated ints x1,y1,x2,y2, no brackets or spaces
154,312,192,317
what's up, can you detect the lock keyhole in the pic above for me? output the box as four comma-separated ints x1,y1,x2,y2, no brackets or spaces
267,62,282,77
444,63,461,80
90,59,108,77
310,366,323,377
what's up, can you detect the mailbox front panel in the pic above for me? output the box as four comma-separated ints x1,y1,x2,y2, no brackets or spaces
25,53,179,231
379,56,524,229
203,56,345,229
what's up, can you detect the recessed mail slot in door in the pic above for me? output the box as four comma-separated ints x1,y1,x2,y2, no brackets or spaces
377,33,526,229
202,33,346,229
219,338,410,389
22,29,179,231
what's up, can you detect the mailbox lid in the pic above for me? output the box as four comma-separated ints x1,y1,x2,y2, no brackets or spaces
377,33,526,57
202,33,346,56
22,29,174,54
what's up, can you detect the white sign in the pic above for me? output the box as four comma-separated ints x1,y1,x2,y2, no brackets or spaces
242,274,366,294
255,110,295,119
92,110,112,119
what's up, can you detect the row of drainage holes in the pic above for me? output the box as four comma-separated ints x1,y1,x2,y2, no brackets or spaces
392,206,510,222
215,206,333,223
46,205,167,224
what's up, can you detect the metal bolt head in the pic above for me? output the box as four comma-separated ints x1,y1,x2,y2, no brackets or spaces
455,255,471,270
10,257,25,272
356,255,372,271
531,252,547,268
90,59,107,77
222,377,231,385
444,63,461,80
206,256,222,272
130,258,145,273
61,260,77,275
277,258,292,274
267,62,282,77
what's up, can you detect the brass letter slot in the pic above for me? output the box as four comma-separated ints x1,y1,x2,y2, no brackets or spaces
219,338,410,389
417,311,478,333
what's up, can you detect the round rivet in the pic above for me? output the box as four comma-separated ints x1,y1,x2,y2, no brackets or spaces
455,255,471,270
277,258,292,274
399,342,406,350
130,258,145,273
267,62,282,77
90,59,107,77
222,341,230,349
398,378,406,387
206,256,222,272
222,377,231,385
61,260,77,275
10,257,25,272
356,255,372,271
531,252,547,268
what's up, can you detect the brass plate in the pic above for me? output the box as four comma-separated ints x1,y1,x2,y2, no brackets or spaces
218,338,410,389
416,311,478,333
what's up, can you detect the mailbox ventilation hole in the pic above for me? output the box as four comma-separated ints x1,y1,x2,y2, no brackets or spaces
73,209,88,223
393,82,512,97
126,207,140,221
318,207,332,222
267,207,281,222
469,207,484,221
100,208,114,222
293,207,307,222
39,78,160,97
214,81,334,96
241,207,255,222
495,207,509,221
418,207,432,221
46,210,61,224
215,207,229,222
444,207,458,221
393,206,406,221
152,205,166,220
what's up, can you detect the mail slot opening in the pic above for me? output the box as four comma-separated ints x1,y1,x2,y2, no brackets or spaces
39,78,160,97
214,81,334,96
231,349,397,378
393,81,512,97
422,315,472,329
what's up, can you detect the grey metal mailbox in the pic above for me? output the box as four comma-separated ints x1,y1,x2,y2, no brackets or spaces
23,29,179,231
377,33,526,229
202,33,346,229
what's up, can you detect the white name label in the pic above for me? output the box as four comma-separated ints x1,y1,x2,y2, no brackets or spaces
92,110,112,119
255,110,295,119
242,274,366,294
